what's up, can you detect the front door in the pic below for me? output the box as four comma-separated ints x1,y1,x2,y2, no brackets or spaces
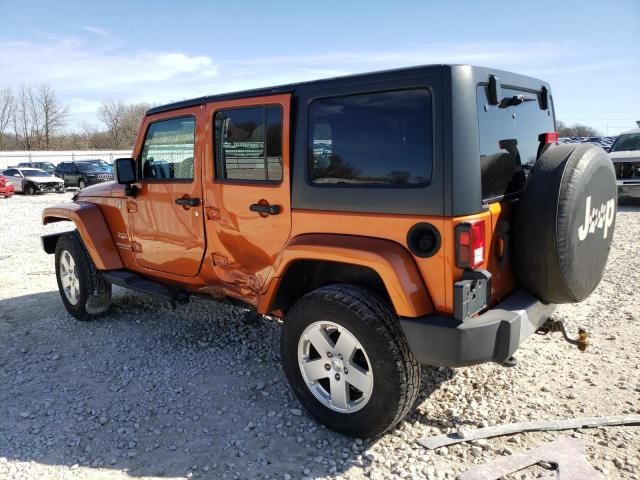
129,109,206,277
203,95,292,300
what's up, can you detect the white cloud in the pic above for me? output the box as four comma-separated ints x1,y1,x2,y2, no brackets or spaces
81,25,109,37
1,33,636,133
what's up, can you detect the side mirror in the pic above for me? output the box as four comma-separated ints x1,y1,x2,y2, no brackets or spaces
115,158,138,196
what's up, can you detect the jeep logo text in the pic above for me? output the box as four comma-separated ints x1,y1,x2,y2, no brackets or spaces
578,196,615,241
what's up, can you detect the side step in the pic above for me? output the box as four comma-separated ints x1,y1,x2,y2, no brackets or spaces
101,269,190,305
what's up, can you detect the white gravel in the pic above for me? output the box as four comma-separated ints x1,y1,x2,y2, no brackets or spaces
0,193,639,480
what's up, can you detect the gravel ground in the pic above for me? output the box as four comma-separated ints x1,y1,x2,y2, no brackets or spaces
0,192,639,480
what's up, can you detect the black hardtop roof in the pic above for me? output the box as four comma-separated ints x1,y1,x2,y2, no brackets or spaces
147,64,454,115
146,64,550,116
147,64,455,116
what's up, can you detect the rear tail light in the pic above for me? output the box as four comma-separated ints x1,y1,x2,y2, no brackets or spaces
536,131,559,159
455,221,485,269
539,132,559,144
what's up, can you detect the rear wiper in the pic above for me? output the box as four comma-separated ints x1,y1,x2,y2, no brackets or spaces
499,95,537,108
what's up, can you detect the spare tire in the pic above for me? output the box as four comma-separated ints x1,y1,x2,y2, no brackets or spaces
512,143,616,304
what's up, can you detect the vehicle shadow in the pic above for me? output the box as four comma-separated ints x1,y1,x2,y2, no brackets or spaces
0,289,453,479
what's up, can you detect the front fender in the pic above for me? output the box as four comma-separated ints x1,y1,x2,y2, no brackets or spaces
42,202,123,270
263,234,433,318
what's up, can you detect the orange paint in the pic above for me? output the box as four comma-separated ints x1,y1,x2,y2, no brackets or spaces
43,96,513,319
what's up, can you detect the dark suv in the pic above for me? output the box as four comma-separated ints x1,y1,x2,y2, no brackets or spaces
54,161,114,190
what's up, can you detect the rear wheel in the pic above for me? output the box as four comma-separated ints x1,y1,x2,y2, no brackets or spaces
281,284,421,437
55,231,112,320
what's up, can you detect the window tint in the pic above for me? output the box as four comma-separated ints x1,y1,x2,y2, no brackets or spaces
141,117,195,181
308,89,432,186
214,106,283,182
3,169,18,176
477,85,555,201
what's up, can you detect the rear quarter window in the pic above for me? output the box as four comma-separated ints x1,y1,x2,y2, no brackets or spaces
308,89,432,186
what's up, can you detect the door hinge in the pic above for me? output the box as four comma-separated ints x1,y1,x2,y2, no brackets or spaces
211,252,228,266
126,201,138,213
131,241,142,253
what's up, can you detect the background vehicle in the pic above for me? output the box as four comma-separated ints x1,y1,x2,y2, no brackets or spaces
609,128,640,199
54,161,114,190
0,174,15,197
77,159,113,173
2,167,64,194
41,65,617,438
17,161,57,174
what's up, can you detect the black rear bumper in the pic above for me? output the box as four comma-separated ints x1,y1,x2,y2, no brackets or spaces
399,290,555,367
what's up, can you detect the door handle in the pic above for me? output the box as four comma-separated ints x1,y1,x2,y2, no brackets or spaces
175,197,200,207
249,203,281,215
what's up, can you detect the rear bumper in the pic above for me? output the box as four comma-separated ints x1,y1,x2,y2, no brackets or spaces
399,290,555,367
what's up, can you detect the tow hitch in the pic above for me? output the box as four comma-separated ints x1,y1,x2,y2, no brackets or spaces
536,318,590,351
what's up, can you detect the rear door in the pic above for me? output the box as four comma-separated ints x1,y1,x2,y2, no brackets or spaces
476,84,555,302
203,94,292,299
128,109,206,276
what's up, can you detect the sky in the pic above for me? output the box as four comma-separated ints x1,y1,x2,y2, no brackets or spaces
1,0,638,135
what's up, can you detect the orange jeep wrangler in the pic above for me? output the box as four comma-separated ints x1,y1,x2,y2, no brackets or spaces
42,65,617,437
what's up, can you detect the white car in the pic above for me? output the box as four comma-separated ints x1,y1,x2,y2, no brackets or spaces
609,128,640,199
1,167,65,194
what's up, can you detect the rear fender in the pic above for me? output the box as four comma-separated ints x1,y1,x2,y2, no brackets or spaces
42,202,123,270
260,234,433,317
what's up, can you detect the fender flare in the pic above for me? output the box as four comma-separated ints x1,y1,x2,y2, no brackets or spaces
261,234,433,318
42,201,123,270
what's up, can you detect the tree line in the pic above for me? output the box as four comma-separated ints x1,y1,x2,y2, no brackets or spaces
0,86,149,151
0,85,606,151
556,120,601,137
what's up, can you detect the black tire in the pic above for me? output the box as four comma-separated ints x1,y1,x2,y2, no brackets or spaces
281,284,421,437
78,179,86,190
24,183,35,195
512,144,617,304
55,231,112,321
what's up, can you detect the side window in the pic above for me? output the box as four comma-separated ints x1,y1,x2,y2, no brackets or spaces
140,117,195,181
214,106,283,182
308,89,432,186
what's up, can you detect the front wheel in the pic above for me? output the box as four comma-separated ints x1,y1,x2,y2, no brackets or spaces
78,179,86,190
55,231,112,320
24,183,35,195
281,284,421,437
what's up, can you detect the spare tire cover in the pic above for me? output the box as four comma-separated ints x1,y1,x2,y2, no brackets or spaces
512,143,616,304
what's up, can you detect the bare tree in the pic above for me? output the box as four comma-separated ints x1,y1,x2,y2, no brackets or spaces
98,100,126,148
121,102,149,148
557,120,601,137
35,85,69,149
0,88,14,150
13,86,34,150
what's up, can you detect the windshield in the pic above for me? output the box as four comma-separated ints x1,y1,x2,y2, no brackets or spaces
84,160,110,168
22,169,51,177
610,133,640,152
76,162,101,172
